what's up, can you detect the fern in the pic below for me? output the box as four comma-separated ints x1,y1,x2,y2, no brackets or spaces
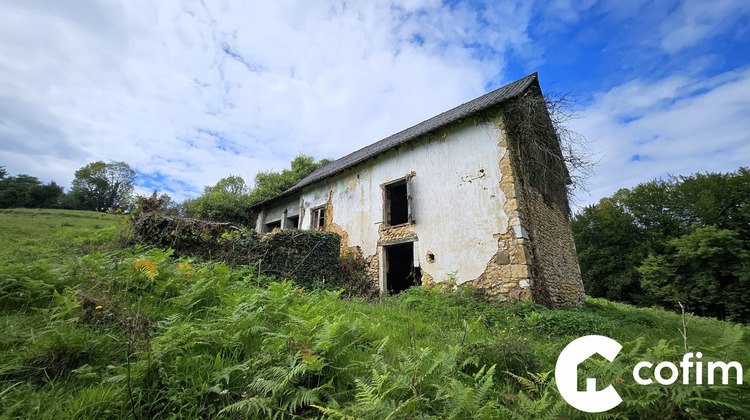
175,260,193,275
499,369,566,419
440,365,499,420
314,368,416,419
133,259,158,282
219,396,273,417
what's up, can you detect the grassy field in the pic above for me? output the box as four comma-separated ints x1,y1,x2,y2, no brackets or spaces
0,209,747,419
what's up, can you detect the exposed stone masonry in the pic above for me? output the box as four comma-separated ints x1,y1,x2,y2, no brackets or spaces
470,128,535,302
312,109,584,308
521,186,585,308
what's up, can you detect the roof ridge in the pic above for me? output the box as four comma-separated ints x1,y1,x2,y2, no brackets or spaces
253,72,538,208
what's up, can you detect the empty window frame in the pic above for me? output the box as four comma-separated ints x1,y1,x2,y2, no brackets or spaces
383,175,413,226
311,207,326,231
265,220,281,232
286,215,299,229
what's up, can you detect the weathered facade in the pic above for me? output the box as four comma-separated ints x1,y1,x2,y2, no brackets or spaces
252,73,585,308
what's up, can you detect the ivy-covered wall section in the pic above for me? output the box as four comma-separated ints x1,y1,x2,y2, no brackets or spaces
131,214,341,288
502,83,586,308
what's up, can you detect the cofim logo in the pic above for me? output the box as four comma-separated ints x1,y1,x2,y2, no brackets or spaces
555,335,744,413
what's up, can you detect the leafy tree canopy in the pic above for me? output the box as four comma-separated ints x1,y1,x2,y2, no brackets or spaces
249,154,331,204
0,169,64,209
211,175,249,195
572,167,750,321
639,226,750,322
183,154,330,226
187,175,254,225
69,161,136,211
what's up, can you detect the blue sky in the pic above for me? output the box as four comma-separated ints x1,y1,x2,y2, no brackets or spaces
0,0,748,207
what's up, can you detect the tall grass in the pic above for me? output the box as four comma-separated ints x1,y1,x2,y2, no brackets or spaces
0,209,747,418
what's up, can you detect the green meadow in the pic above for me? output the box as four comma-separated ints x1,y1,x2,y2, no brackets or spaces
0,209,747,419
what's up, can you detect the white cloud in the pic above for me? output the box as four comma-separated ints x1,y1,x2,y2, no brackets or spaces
537,0,596,24
659,0,750,54
571,67,750,207
2,0,747,211
0,0,538,200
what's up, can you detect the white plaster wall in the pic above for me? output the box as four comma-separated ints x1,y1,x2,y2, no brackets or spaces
295,117,510,285
263,195,301,223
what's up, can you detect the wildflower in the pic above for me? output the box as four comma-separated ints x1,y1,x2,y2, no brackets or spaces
95,305,103,309
523,337,528,341
502,329,507,333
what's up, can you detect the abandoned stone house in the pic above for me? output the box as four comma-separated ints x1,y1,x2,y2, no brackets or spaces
252,73,586,308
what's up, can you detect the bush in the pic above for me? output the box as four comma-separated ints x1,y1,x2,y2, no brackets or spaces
524,308,613,337
331,250,378,298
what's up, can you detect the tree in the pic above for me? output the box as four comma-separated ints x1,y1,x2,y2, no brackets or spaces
639,226,750,322
572,167,750,319
0,173,64,208
249,154,331,204
68,161,136,211
571,198,647,302
212,175,248,195
184,154,331,226
187,175,254,225
673,169,750,242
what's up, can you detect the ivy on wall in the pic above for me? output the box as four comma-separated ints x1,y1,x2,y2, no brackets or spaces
131,214,341,288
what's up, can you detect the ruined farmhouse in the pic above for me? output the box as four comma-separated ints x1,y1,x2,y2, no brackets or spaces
252,73,585,308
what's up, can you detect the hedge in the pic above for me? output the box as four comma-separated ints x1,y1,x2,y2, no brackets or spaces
131,214,341,288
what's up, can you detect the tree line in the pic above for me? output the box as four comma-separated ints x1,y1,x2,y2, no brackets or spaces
173,154,331,225
1,154,330,225
572,167,750,322
0,161,135,211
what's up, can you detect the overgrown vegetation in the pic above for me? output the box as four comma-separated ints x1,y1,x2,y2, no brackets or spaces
131,195,343,289
181,175,256,226
1,208,747,418
501,86,594,215
572,167,750,322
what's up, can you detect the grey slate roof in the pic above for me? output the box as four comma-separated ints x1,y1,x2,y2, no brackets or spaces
253,72,538,208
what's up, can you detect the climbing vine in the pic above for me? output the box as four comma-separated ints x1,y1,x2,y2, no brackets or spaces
131,211,341,289
502,85,593,215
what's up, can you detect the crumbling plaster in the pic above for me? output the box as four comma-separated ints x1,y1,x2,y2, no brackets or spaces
254,92,585,307
289,115,519,290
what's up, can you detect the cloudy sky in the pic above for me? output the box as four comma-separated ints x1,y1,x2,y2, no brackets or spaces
1,0,748,207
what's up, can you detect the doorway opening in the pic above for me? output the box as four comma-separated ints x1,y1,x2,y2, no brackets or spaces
385,242,421,294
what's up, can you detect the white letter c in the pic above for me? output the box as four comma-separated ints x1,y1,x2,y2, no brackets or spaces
633,361,653,385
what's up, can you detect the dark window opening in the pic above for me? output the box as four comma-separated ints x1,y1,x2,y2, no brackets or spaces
385,180,409,225
386,242,421,294
286,215,299,229
311,207,326,230
265,220,281,232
